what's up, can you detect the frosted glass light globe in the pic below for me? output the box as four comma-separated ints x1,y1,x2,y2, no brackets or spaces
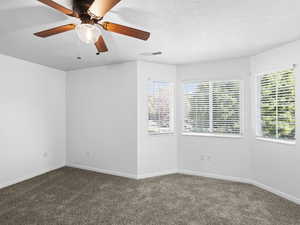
76,24,101,44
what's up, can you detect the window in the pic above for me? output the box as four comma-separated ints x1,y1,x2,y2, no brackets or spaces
256,68,296,142
148,81,174,134
183,80,242,136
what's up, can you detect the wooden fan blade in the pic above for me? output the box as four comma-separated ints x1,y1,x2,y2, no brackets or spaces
34,24,76,38
37,0,77,17
101,22,150,41
88,0,121,19
95,35,108,52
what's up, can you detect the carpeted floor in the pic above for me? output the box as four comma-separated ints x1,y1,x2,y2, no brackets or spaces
0,167,299,225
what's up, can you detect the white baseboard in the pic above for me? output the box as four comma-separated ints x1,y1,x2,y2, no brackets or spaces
0,164,64,189
179,169,300,205
179,169,251,184
67,163,138,179
251,180,300,205
137,169,178,179
68,164,177,180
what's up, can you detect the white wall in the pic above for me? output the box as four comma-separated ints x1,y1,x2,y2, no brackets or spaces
1,41,299,204
0,54,66,188
66,62,138,178
137,61,178,178
251,41,300,200
177,58,252,181
66,61,177,179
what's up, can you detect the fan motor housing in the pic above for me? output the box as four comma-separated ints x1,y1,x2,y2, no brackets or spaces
72,0,94,17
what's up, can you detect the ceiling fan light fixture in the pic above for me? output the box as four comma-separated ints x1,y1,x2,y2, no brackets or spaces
34,0,150,54
75,24,101,44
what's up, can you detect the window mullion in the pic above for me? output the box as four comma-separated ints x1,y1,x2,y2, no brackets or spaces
275,74,279,139
209,81,213,133
158,83,161,134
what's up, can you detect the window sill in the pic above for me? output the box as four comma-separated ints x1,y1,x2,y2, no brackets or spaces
148,132,176,136
256,137,296,145
182,133,243,139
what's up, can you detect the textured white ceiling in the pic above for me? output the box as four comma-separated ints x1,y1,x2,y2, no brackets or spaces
1,0,300,71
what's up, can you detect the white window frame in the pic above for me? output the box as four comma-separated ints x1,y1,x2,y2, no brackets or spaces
255,66,296,145
181,79,244,138
147,80,175,135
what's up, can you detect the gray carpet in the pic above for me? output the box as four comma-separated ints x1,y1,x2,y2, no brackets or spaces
0,167,299,225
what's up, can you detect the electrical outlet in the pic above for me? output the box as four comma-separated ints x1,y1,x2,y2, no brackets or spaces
43,152,48,158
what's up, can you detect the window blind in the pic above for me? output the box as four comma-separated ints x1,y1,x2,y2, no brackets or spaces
184,80,241,135
257,68,295,141
212,81,241,134
184,82,210,133
148,81,174,134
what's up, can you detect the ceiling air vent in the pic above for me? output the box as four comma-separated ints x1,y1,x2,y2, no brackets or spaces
140,51,162,56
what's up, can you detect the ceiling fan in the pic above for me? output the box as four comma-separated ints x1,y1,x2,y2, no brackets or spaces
34,0,151,54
